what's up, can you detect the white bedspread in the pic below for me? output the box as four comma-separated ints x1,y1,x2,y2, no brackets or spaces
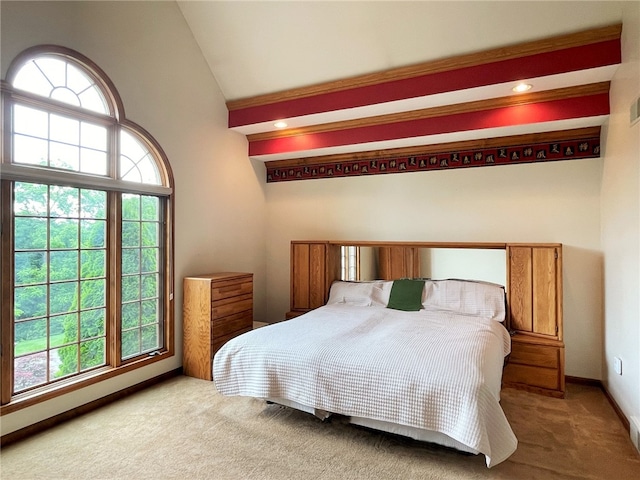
213,304,517,467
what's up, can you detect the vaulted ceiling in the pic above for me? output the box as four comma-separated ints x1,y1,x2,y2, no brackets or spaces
178,2,624,179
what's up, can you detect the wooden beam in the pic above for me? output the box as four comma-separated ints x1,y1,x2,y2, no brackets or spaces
229,24,621,111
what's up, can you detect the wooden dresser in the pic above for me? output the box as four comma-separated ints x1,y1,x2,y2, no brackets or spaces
183,272,253,380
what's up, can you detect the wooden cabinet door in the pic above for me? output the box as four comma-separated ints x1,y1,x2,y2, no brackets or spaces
308,243,328,308
291,242,334,311
291,242,314,311
533,248,558,337
508,246,533,332
508,244,561,339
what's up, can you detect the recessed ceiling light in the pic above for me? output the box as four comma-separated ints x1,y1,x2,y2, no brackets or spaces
274,121,288,129
512,83,532,93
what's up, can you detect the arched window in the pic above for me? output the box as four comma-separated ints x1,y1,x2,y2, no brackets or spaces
1,46,174,411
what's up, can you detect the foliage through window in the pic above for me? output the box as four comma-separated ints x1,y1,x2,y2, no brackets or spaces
1,46,174,409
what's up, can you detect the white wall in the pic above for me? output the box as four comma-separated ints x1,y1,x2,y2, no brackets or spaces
265,159,604,381
601,2,640,429
426,249,506,286
0,1,266,435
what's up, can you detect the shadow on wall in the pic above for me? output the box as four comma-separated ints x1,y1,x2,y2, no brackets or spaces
562,245,604,380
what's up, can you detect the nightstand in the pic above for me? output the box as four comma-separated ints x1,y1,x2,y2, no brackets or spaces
503,333,565,398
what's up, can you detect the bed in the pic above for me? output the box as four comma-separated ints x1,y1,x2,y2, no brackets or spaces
213,278,517,467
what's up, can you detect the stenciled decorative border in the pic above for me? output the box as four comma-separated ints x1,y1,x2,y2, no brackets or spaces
266,137,600,183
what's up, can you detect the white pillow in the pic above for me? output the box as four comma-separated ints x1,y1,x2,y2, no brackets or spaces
327,281,393,307
422,279,506,322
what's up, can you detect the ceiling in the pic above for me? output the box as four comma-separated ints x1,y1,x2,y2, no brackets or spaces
177,1,625,166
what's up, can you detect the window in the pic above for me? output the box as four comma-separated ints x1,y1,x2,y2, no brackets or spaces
341,246,360,281
1,46,174,411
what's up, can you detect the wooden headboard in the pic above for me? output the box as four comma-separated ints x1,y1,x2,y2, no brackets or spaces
289,241,500,315
287,240,565,397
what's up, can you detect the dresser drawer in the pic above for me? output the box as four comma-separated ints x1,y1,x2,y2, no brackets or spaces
212,310,253,339
509,342,560,369
213,327,252,353
503,363,561,391
211,277,253,301
212,295,252,318
503,336,565,396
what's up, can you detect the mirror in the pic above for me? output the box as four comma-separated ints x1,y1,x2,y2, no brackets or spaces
422,248,506,285
341,246,506,286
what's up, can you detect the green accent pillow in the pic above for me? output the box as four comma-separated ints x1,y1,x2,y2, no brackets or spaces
386,279,425,311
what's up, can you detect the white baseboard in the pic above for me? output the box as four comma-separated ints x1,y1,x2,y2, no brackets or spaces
631,416,640,453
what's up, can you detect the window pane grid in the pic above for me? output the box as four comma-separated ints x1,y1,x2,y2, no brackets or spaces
120,130,161,185
12,104,109,175
12,182,107,394
13,57,109,114
121,193,162,360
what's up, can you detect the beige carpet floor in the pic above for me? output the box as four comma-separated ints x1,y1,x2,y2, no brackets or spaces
1,376,639,479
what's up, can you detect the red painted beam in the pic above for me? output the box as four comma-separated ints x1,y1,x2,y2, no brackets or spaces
231,39,619,128
248,93,609,156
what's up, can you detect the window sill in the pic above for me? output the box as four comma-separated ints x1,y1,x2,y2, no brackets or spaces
1,351,173,415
